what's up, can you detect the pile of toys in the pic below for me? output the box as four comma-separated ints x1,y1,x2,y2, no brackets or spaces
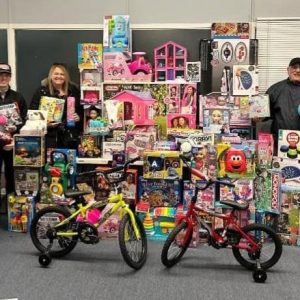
5,18,298,247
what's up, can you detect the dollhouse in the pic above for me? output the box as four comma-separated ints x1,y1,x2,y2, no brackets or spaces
110,90,155,125
154,41,187,81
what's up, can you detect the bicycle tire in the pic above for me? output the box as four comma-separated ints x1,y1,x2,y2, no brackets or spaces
232,223,282,270
118,213,147,270
30,206,78,258
161,221,193,268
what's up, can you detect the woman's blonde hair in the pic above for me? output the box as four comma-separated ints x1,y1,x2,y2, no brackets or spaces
47,63,70,96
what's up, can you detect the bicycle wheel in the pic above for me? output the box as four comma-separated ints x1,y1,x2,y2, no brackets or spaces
161,221,193,268
118,213,147,270
232,223,282,270
30,206,78,258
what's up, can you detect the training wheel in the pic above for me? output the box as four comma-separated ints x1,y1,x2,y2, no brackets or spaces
253,269,267,283
39,253,52,267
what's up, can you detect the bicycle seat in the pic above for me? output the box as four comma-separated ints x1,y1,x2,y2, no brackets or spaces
64,190,92,198
219,200,249,210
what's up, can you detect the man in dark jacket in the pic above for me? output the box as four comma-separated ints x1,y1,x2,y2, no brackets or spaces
0,63,27,202
266,57,300,151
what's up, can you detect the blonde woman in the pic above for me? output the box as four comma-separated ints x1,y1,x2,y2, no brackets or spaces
30,63,83,148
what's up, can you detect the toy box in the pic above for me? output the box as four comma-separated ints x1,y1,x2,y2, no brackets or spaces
232,65,259,96
249,94,270,118
102,141,125,160
217,141,256,179
120,169,138,206
39,96,65,123
254,169,282,214
257,132,274,169
103,52,152,82
103,15,130,53
183,180,215,210
137,206,176,241
278,129,300,159
272,156,300,186
180,84,197,114
278,185,300,246
77,43,102,69
78,135,101,158
13,135,45,167
0,102,23,133
7,194,35,233
83,105,110,136
14,167,40,196
125,131,156,160
203,108,230,133
143,150,182,179
211,22,250,39
167,113,196,129
186,61,201,83
138,177,182,207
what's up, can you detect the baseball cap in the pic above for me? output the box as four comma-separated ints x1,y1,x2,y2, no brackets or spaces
289,57,300,67
0,63,12,75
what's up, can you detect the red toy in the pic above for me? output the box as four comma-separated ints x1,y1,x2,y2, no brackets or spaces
225,149,247,173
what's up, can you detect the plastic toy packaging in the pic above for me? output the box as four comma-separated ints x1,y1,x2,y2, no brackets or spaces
66,97,75,127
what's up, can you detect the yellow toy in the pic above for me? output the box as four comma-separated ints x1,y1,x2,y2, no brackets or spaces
143,150,182,179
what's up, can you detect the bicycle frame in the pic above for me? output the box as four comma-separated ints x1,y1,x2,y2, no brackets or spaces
181,201,261,253
53,192,141,240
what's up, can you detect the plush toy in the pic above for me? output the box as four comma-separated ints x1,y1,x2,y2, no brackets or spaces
20,110,47,135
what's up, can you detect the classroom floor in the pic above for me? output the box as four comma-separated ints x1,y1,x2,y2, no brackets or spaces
0,214,299,300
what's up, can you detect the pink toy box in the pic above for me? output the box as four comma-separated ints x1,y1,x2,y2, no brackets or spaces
167,113,196,129
103,52,152,82
109,90,155,126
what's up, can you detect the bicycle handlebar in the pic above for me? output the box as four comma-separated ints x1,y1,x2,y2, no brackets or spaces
179,154,236,189
76,156,140,178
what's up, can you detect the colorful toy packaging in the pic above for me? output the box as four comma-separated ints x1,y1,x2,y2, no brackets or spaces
138,177,182,207
136,203,176,241
103,15,130,53
78,135,101,158
13,135,45,167
38,96,65,123
78,43,102,69
257,132,274,169
143,150,182,179
278,129,300,159
7,194,35,233
249,94,270,118
14,167,40,196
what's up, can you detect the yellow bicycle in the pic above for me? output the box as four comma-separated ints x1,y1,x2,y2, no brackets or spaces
30,157,147,270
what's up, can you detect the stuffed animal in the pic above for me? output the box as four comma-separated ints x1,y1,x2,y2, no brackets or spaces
20,110,47,135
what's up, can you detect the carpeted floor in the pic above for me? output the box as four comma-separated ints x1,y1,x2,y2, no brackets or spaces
0,214,299,300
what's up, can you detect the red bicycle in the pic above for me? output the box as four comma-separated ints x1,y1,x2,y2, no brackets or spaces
161,155,283,283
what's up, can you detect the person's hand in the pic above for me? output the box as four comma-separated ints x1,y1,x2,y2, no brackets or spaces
252,117,263,123
73,113,80,122
47,122,60,128
3,142,13,151
6,125,17,133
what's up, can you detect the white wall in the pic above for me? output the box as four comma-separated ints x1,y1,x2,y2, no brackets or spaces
1,0,299,25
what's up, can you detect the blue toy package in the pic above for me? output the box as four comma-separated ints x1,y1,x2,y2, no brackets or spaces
138,177,182,207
